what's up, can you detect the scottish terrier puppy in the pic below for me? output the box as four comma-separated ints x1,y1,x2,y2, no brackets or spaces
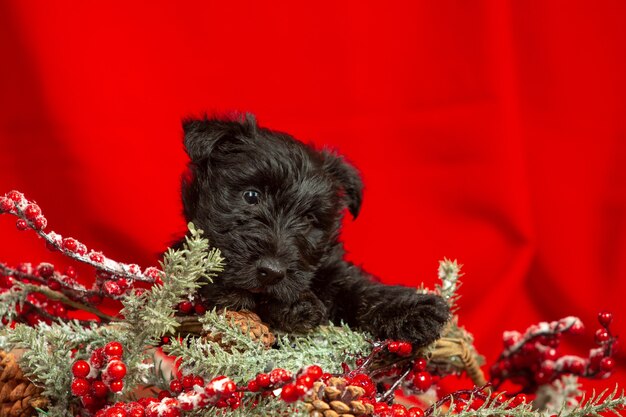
179,114,450,347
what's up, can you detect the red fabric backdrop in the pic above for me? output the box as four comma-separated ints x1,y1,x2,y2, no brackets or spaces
1,1,625,391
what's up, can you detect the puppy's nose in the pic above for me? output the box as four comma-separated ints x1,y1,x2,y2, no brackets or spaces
256,258,286,285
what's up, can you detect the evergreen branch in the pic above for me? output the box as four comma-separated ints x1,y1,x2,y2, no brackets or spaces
436,258,463,312
164,322,370,384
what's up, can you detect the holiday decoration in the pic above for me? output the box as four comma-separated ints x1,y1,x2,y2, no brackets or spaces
0,190,625,417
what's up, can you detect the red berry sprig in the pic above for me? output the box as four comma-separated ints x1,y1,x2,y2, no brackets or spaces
0,190,163,285
70,341,128,411
490,313,619,390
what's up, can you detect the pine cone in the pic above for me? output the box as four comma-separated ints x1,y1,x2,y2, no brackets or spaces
304,377,374,417
0,351,48,417
204,310,276,349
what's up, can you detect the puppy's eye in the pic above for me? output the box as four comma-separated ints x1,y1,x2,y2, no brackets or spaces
243,190,261,205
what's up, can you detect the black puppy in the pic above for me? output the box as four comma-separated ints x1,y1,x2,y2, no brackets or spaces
179,114,449,347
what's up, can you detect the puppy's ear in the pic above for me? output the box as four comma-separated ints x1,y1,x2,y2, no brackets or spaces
182,113,257,161
322,150,364,219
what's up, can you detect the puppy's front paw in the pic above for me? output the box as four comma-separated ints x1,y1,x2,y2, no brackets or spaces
257,291,328,332
364,292,450,346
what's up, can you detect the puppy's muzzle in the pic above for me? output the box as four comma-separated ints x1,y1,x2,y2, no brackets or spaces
256,258,286,285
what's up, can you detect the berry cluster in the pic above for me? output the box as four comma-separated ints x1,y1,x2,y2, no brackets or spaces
490,313,618,390
176,298,206,316
71,341,127,412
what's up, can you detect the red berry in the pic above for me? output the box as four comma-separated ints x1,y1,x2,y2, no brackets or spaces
71,377,90,396
0,197,13,212
247,379,260,392
109,380,124,393
568,359,586,374
16,219,28,230
37,263,54,278
256,373,270,387
92,380,109,397
48,279,61,291
89,251,105,263
388,341,399,353
306,365,323,380
104,281,123,296
513,394,528,406
105,406,127,417
413,372,432,391
408,407,425,417
24,204,41,220
64,266,77,279
193,376,205,387
392,403,408,416
375,402,390,414
105,341,124,358
595,329,611,344
178,301,193,314
600,357,615,372
158,390,172,399
397,342,412,357
7,191,23,202
570,320,585,335
181,375,195,389
296,375,314,389
169,379,183,393
413,358,428,372
72,360,91,378
194,303,206,315
106,360,127,380
33,216,47,230
598,311,613,327
270,368,290,384
126,403,146,417
280,384,298,402
62,238,78,252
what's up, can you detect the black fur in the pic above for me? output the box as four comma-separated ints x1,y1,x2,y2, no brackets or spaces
178,113,450,346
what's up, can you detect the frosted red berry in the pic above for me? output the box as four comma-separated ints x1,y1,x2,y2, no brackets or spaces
105,341,124,358
7,191,23,202
37,263,54,278
33,216,47,230
105,406,127,417
270,368,291,383
0,197,13,212
104,281,123,296
62,238,78,252
24,204,41,220
72,360,91,378
16,219,28,230
71,377,90,396
106,360,127,380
